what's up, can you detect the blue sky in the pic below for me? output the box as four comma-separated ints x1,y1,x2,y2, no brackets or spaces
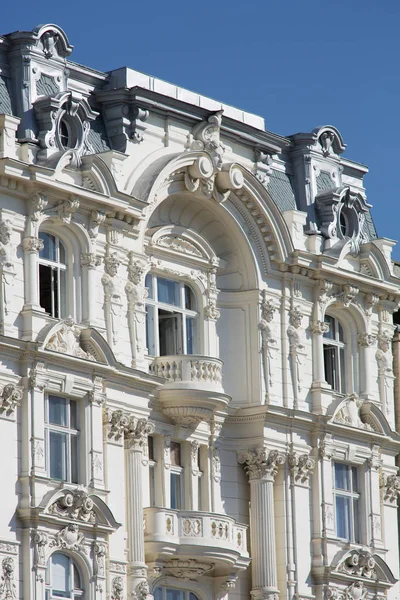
2,1,400,256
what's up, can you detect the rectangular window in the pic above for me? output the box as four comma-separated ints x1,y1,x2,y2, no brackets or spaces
170,441,183,509
45,396,79,483
148,436,156,507
333,463,359,542
145,275,198,357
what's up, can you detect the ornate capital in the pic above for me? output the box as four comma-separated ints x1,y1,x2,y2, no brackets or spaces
23,236,44,253
365,293,379,317
357,333,376,347
288,452,315,484
310,320,330,335
124,417,155,451
58,197,79,224
382,474,400,503
340,284,359,307
0,383,22,415
80,253,101,269
319,434,334,459
238,447,285,481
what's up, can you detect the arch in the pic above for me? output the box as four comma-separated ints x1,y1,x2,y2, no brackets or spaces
32,24,73,58
323,297,368,332
135,150,294,278
81,154,120,197
147,225,219,267
39,214,91,255
359,401,393,436
45,547,92,591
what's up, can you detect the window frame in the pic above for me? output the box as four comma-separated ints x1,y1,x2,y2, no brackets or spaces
169,440,184,510
45,552,84,600
38,232,68,319
44,395,80,484
145,274,198,357
333,462,360,543
323,314,346,393
154,587,199,600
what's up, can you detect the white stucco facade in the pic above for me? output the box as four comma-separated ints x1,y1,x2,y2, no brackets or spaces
0,22,399,600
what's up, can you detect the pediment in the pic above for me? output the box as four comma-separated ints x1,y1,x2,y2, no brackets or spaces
40,319,108,364
147,225,219,266
329,394,378,432
331,549,397,586
41,487,120,531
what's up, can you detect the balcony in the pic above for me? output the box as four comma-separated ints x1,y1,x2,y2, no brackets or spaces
144,508,250,575
149,355,230,425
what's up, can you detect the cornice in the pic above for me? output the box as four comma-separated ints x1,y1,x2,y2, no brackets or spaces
226,405,400,448
0,157,146,216
96,86,291,155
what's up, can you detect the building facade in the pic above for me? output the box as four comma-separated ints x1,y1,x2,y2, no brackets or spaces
0,22,400,600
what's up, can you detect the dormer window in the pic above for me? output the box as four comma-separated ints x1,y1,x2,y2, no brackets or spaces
59,115,78,150
145,274,198,356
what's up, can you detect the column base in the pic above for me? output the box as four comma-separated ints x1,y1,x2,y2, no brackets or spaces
251,588,280,600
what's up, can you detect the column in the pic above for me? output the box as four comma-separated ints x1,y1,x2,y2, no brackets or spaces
80,253,101,326
22,236,43,309
358,333,377,400
125,418,155,596
238,447,285,600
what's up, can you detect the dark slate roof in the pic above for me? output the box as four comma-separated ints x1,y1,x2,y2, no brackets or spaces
316,170,333,192
267,169,296,211
87,115,110,153
36,74,59,96
0,77,13,115
364,210,377,240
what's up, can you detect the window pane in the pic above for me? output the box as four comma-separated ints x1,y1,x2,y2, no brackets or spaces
149,465,156,507
189,595,199,600
170,473,181,509
170,442,181,466
39,233,56,261
53,268,59,319
146,306,156,356
50,431,67,480
186,317,194,354
323,345,337,389
323,315,335,339
353,498,359,542
49,397,67,426
69,400,77,430
59,241,66,265
166,589,184,600
339,348,346,394
51,553,70,596
39,264,53,314
148,436,154,461
73,564,81,590
184,285,195,310
157,278,180,306
159,310,182,355
153,589,162,600
145,274,153,299
59,269,66,319
335,495,351,540
334,463,349,490
70,435,78,484
351,467,358,492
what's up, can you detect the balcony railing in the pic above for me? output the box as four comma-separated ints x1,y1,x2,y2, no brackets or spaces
149,355,224,392
144,508,249,572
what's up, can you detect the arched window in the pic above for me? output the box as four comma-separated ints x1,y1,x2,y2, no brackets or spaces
323,315,346,393
154,588,199,600
145,274,198,356
45,553,83,599
39,232,67,318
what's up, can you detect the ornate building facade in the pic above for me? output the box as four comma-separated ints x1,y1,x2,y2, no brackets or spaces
0,22,399,600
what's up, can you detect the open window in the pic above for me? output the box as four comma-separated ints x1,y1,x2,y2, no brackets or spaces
323,315,346,393
145,275,198,356
45,395,79,483
46,553,84,600
39,232,67,318
333,462,360,542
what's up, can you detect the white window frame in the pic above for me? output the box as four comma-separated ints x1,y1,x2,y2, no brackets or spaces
45,552,84,600
333,462,360,543
323,315,346,393
145,274,198,356
39,232,67,319
44,395,79,483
